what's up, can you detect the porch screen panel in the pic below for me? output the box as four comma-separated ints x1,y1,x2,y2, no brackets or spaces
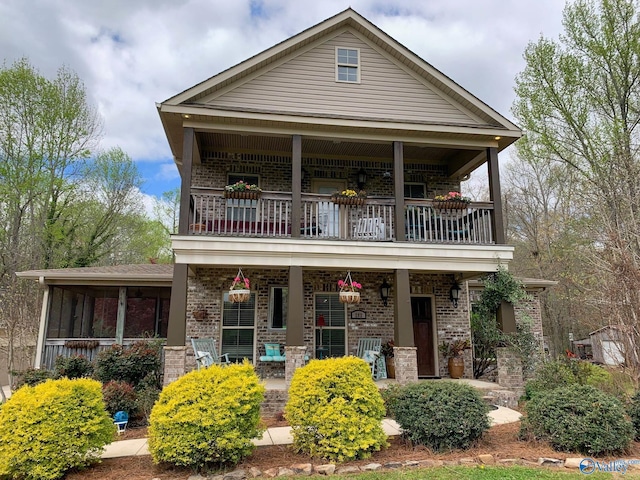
47,286,118,338
221,292,256,362
124,287,171,338
314,293,346,358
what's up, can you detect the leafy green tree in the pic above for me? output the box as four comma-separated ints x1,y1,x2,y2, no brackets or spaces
512,0,640,376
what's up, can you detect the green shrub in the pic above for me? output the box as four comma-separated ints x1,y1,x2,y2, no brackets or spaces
134,373,161,423
0,378,115,480
520,384,633,455
389,381,489,452
524,360,577,400
11,367,55,388
94,339,162,388
102,380,137,417
54,354,94,379
627,390,640,440
284,357,387,462
148,361,265,469
380,383,402,417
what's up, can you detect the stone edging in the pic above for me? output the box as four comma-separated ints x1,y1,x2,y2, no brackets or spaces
183,455,640,479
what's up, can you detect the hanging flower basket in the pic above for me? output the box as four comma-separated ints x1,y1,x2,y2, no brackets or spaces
229,289,251,303
229,269,251,303
339,291,361,304
338,271,362,304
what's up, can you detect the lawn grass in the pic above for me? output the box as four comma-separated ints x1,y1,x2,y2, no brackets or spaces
320,465,618,479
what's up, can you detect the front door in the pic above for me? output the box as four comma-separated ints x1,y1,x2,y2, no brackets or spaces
412,296,436,376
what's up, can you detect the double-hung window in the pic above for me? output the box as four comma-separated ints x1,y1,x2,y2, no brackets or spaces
314,293,346,358
336,47,360,83
227,174,259,222
221,292,256,362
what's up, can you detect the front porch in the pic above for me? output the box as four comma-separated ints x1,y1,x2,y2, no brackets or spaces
190,190,495,245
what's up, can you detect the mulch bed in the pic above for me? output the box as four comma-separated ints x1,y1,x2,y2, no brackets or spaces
65,420,640,480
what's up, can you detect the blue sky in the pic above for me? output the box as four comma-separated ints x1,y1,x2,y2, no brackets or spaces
1,0,566,199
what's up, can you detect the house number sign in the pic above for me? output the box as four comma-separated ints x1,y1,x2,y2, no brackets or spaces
350,310,366,319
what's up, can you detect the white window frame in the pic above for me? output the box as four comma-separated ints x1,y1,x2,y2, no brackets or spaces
268,286,288,330
226,173,260,222
314,292,347,358
220,291,256,363
335,47,360,83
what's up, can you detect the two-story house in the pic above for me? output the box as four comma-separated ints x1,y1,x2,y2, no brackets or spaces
158,8,523,385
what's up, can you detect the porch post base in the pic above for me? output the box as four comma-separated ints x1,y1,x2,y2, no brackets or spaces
393,346,418,384
285,346,307,384
496,346,524,393
163,346,187,386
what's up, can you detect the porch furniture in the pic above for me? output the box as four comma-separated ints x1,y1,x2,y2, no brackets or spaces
259,343,287,363
113,411,129,435
352,217,385,240
356,338,387,380
191,337,230,369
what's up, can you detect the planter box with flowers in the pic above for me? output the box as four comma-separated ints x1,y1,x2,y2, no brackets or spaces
331,189,367,206
229,269,251,303
338,271,362,304
223,181,262,200
433,191,471,211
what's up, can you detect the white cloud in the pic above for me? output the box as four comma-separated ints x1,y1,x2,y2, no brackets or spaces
1,0,567,193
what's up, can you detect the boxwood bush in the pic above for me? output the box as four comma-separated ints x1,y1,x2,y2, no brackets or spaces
148,361,265,469
388,381,489,452
0,378,115,480
520,384,633,455
284,356,387,462
628,389,640,440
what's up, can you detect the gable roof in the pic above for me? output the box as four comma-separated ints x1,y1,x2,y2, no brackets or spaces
158,8,520,159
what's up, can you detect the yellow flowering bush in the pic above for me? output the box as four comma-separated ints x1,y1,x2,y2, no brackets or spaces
0,378,115,480
148,361,265,469
285,356,387,462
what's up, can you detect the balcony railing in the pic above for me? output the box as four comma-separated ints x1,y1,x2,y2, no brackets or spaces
189,190,494,245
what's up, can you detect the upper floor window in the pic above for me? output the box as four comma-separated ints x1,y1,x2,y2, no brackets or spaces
404,183,426,199
336,47,360,83
227,173,259,221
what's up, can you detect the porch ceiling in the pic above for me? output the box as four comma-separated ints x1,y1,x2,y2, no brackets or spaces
171,236,514,273
197,131,478,166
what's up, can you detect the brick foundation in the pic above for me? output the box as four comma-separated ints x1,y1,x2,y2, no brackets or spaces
163,346,187,386
394,347,418,384
496,347,524,394
285,346,308,384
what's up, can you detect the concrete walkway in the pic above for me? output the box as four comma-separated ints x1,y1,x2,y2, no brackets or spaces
101,406,521,459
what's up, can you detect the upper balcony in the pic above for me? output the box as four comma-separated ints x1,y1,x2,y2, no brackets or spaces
189,189,495,245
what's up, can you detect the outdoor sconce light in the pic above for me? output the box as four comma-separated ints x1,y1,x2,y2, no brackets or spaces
380,279,391,307
449,282,461,308
357,168,367,190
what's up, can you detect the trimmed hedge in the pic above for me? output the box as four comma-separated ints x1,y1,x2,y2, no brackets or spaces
0,378,115,480
520,384,633,455
148,361,265,469
285,356,388,462
388,381,489,452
